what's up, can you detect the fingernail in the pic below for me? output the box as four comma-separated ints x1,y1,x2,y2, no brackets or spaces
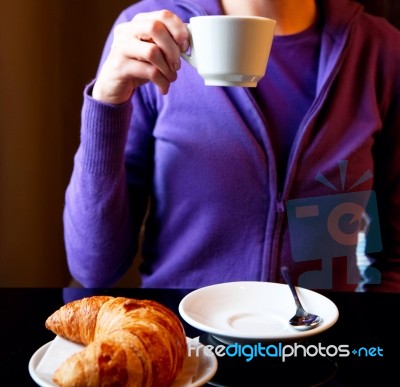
170,59,180,72
180,40,189,53
174,60,181,71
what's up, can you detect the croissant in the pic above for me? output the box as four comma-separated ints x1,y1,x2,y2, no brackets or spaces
45,295,187,387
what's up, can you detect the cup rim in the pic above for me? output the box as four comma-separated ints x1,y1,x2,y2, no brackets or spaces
189,15,276,22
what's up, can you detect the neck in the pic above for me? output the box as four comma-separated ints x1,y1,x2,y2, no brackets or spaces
220,0,317,35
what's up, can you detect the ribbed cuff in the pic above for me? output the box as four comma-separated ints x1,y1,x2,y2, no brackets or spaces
80,82,133,175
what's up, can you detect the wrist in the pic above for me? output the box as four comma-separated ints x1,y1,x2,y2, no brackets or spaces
92,80,134,105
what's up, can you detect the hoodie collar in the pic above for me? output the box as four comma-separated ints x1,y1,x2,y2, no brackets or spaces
173,0,222,16
315,0,363,93
318,0,363,38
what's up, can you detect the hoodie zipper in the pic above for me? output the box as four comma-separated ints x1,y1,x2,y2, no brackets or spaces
276,192,285,213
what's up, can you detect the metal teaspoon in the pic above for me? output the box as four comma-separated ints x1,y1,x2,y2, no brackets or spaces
281,266,322,330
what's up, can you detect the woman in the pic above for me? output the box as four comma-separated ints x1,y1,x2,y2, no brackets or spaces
64,0,400,291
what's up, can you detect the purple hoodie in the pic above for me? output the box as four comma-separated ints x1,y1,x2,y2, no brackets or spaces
64,0,400,291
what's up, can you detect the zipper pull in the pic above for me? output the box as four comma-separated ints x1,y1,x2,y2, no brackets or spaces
276,193,285,213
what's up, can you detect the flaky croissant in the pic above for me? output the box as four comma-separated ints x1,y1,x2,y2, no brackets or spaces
45,295,187,387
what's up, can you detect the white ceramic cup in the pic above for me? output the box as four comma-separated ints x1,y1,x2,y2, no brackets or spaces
181,15,276,87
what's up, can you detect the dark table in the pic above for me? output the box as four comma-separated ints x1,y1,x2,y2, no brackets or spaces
0,288,398,386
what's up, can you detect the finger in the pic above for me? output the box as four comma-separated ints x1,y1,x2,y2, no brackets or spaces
133,21,181,73
113,34,178,83
132,10,189,67
111,49,176,95
128,55,177,94
94,41,176,102
133,10,189,47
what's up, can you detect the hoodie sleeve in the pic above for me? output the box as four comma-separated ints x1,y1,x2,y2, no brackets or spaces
63,82,139,287
63,4,158,287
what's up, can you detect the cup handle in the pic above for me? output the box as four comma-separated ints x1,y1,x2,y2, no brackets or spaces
180,24,196,68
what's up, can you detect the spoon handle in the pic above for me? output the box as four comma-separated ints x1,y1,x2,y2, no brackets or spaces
281,266,303,310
